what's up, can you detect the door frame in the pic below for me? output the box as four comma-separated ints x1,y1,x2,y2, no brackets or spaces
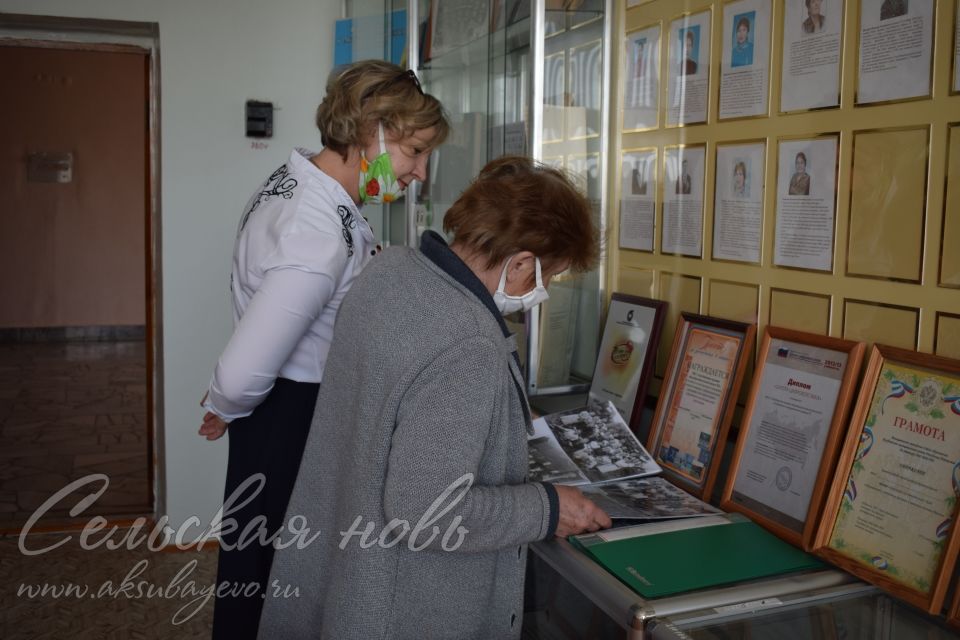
0,13,165,521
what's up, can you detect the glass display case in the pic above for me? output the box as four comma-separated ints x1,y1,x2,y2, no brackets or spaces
524,538,960,639
349,0,612,396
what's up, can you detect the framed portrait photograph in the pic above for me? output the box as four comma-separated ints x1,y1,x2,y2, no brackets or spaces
647,312,757,500
588,294,668,433
720,327,866,550
662,144,706,257
667,9,712,126
620,147,657,252
774,135,839,272
856,0,935,104
781,0,844,112
713,140,766,264
623,23,662,132
813,344,960,613
719,0,772,119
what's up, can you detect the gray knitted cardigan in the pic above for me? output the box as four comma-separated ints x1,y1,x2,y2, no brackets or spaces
257,233,558,639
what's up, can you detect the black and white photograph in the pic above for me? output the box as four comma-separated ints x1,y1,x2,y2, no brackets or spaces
580,477,722,519
528,400,661,485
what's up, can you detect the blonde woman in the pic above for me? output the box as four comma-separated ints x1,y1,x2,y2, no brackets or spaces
199,59,449,639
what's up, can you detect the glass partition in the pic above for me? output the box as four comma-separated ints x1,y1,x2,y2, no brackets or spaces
364,0,611,396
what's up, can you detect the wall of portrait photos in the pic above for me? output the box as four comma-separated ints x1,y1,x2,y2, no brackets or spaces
612,0,960,390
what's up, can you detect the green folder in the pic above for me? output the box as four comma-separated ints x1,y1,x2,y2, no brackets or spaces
570,513,823,599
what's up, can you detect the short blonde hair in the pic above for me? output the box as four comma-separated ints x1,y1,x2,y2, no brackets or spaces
443,156,599,274
316,60,449,160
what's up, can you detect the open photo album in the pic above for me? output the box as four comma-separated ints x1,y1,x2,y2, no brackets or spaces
528,400,719,520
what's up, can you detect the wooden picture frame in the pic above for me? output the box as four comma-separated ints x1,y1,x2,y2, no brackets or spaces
646,312,756,500
720,326,865,550
813,344,960,613
588,294,667,434
949,576,960,628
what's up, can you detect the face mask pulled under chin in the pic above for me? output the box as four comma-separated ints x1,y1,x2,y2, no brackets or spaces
358,122,405,205
492,255,550,315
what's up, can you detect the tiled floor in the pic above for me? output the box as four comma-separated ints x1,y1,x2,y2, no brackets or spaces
1,533,216,638
0,341,150,529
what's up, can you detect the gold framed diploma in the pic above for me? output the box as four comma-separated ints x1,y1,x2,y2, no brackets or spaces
814,345,960,613
720,327,865,550
647,313,756,500
588,294,667,433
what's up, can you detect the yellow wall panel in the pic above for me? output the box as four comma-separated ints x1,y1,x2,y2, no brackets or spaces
615,0,960,368
708,279,760,403
941,124,960,287
707,280,759,324
656,272,701,376
935,313,960,360
842,300,919,350
847,128,928,283
618,267,656,298
769,288,831,334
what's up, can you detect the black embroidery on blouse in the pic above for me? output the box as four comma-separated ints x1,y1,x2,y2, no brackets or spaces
337,205,356,257
239,164,298,231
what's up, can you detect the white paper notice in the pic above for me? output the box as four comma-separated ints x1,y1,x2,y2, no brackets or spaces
713,142,765,263
781,0,843,111
720,0,771,119
624,25,661,131
731,339,847,528
667,10,712,126
620,149,657,252
663,146,706,257
858,0,934,104
774,137,838,271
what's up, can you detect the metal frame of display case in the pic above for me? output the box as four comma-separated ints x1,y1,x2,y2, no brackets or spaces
400,0,612,397
528,538,873,639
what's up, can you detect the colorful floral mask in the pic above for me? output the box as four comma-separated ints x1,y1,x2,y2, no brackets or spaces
358,122,404,205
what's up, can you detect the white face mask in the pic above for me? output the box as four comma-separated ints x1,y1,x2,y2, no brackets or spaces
492,255,550,315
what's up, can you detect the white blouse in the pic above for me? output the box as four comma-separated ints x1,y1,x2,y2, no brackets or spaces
204,149,375,421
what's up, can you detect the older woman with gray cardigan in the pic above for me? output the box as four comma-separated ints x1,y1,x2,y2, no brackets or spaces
257,156,610,639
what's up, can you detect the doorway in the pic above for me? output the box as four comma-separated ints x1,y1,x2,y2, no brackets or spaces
0,28,160,531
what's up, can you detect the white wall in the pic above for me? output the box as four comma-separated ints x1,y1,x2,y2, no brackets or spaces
0,0,342,534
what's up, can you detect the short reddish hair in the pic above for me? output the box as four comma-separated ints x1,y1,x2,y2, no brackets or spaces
443,156,599,273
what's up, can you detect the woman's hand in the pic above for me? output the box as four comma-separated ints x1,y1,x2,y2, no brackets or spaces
199,412,229,440
553,484,612,537
198,392,228,440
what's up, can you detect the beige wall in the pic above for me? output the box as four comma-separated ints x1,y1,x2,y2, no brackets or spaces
0,45,146,327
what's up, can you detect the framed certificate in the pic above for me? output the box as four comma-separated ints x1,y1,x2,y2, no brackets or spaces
647,312,757,500
588,294,667,433
720,327,865,550
814,344,960,613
